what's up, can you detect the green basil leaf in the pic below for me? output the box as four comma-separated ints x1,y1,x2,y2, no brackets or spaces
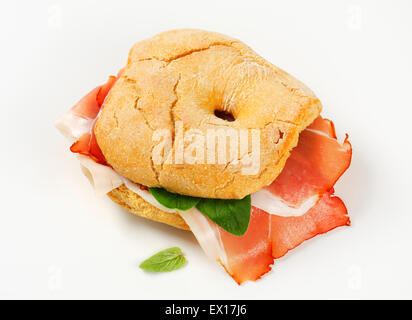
139,247,187,272
196,195,251,236
149,188,200,211
148,187,252,236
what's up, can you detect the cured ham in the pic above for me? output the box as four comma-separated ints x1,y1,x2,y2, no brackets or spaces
262,117,351,207
217,207,273,283
228,118,351,283
56,74,352,284
180,192,349,284
55,75,123,195
70,130,106,164
181,117,352,284
205,191,349,284
270,189,349,259
56,76,117,164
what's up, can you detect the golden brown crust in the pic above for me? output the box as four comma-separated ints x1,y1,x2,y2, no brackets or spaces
108,184,189,230
96,29,321,199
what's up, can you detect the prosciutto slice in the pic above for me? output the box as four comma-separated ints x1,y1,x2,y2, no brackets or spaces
55,75,124,195
180,117,352,284
55,75,117,164
261,118,351,207
199,192,349,284
270,189,349,259
217,207,273,283
56,74,352,284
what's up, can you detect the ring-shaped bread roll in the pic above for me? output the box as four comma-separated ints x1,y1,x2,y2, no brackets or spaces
95,29,321,199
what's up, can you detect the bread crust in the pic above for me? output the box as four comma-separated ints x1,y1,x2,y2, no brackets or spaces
108,184,189,230
96,29,321,199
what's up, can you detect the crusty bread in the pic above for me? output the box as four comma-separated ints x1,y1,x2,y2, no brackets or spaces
96,29,321,199
108,184,189,230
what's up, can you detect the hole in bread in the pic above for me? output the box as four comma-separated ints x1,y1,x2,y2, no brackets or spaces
214,110,235,122
275,129,284,144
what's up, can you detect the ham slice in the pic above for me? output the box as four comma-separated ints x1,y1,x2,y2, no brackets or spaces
70,130,106,165
205,191,349,284
55,74,123,195
217,207,273,283
56,75,117,164
180,117,352,284
226,118,351,283
270,189,349,259
262,117,351,207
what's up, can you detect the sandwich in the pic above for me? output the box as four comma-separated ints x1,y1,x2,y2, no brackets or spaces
55,29,352,284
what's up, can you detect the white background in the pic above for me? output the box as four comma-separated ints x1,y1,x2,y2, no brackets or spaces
1,0,411,299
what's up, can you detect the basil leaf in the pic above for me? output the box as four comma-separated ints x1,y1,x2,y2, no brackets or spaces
139,247,186,272
148,187,252,236
196,195,251,236
149,188,200,211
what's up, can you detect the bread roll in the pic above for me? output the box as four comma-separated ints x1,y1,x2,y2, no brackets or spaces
108,185,189,230
96,29,321,199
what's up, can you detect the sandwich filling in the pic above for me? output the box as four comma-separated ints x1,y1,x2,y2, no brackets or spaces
55,75,352,284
